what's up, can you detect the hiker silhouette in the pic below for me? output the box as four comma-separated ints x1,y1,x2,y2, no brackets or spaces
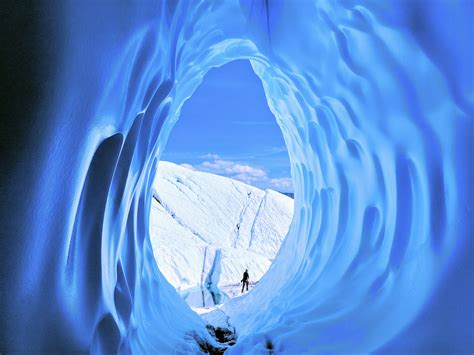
241,269,249,293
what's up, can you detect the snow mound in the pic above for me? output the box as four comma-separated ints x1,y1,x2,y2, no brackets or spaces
149,161,293,307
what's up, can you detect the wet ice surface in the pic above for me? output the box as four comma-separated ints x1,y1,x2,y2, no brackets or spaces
192,283,257,353
193,283,257,325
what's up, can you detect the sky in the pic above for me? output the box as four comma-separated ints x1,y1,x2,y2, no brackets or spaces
161,60,293,192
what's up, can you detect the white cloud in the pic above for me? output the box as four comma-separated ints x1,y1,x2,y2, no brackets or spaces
269,177,293,191
175,159,293,192
230,163,267,178
180,163,195,171
232,173,264,184
200,159,267,178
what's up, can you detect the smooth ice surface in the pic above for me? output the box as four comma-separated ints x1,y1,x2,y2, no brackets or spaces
149,161,293,306
1,1,472,353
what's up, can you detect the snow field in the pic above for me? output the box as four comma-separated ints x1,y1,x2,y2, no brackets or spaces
149,161,293,307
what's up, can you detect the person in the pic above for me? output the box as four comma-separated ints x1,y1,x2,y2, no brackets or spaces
241,269,249,293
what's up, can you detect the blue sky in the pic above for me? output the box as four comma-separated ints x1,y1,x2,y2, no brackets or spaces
161,60,293,192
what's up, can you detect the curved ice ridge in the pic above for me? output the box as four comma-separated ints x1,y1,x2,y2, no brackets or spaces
1,0,472,353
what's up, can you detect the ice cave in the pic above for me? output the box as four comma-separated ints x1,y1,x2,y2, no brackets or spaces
1,1,473,354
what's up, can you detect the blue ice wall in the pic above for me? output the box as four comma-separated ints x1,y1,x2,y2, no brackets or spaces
0,0,472,353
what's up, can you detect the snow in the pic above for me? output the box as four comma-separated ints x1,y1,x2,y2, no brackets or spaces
149,161,293,307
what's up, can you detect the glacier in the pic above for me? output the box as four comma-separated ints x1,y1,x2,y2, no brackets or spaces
149,161,293,307
1,0,473,353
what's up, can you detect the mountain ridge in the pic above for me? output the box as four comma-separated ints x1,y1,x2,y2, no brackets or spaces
149,161,294,307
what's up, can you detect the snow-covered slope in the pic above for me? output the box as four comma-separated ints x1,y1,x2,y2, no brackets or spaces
149,161,293,307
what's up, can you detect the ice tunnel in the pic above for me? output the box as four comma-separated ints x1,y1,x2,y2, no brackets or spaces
1,0,473,353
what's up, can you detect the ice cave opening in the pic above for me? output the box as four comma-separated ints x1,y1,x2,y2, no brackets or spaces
2,1,472,354
148,60,295,314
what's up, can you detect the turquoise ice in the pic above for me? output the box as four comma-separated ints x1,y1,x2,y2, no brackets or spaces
0,0,472,353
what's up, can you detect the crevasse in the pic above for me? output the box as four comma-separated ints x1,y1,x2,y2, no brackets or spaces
1,0,472,353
